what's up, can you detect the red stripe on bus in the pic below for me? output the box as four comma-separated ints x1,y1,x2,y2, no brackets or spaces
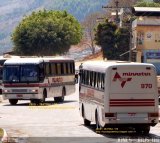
110,102,154,105
110,99,154,101
110,104,155,106
110,103,155,105
4,83,49,87
110,99,155,106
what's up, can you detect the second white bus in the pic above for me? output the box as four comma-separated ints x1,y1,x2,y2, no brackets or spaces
79,61,159,134
3,57,77,105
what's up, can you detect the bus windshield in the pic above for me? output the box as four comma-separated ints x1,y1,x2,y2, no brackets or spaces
151,63,160,76
0,66,2,80
3,65,39,83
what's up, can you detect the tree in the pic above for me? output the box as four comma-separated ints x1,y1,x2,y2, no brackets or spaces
82,12,103,54
95,19,130,60
12,10,83,56
115,27,130,60
134,0,160,7
95,19,117,60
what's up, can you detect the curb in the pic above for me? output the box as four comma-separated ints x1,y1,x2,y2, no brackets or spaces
1,129,8,143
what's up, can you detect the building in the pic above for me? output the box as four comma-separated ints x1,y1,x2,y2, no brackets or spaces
132,7,160,63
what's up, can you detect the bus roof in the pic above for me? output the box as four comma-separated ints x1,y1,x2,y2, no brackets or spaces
4,57,74,65
81,61,155,73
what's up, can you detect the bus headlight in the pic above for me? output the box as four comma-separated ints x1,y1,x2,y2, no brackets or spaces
29,89,38,93
2,89,11,93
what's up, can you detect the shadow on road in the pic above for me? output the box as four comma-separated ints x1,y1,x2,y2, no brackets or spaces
3,100,77,106
83,124,160,141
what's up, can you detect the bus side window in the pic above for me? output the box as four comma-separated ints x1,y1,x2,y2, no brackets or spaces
45,63,50,76
51,63,56,75
101,74,105,90
39,63,44,81
81,70,84,84
97,72,100,89
89,71,93,87
92,72,95,87
99,73,102,90
61,63,64,75
66,63,69,74
57,63,61,75
67,63,71,74
72,62,75,74
86,70,89,85
63,63,67,75
70,62,75,74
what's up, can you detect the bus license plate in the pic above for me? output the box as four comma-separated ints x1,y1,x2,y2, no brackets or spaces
17,94,23,98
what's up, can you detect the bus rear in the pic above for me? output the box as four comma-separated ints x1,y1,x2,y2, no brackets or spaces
105,63,159,133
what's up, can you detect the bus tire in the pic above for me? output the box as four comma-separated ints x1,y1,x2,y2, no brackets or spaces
41,89,47,103
84,119,91,126
135,126,150,134
9,99,18,105
82,105,91,126
54,88,65,103
143,126,150,134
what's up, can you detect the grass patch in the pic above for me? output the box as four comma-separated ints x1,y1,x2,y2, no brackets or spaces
0,128,4,138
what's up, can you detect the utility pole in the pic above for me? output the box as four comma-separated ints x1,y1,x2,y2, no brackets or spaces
102,1,134,61
115,0,119,25
102,0,120,25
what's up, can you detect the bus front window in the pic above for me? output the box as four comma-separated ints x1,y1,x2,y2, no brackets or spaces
3,66,20,82
0,66,2,81
21,65,39,82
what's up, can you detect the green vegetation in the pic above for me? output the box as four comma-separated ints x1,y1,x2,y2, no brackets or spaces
12,10,83,56
95,19,130,60
135,0,160,7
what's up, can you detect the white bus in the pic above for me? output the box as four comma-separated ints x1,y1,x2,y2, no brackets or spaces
0,55,20,94
2,57,77,105
79,61,159,134
0,56,8,94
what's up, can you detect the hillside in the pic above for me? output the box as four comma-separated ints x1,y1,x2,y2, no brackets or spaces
0,0,108,54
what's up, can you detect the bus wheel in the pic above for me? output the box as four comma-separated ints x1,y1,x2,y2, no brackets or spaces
9,99,18,105
84,119,91,126
41,90,47,103
143,126,150,134
54,88,65,103
82,105,91,126
135,126,150,134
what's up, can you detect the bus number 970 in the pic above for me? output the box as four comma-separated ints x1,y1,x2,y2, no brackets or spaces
141,84,152,89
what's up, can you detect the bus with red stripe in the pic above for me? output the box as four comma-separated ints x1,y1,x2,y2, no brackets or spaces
79,61,159,134
2,57,77,105
0,55,20,95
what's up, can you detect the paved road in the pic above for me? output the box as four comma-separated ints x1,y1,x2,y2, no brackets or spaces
0,85,160,143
